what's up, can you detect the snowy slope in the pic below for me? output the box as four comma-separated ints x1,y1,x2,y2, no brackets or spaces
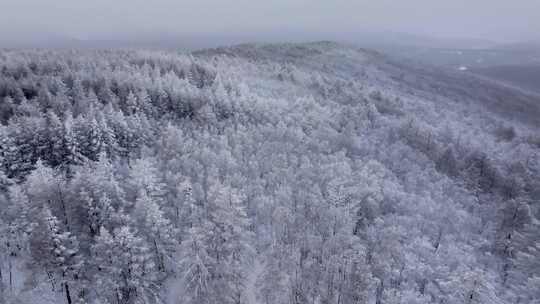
0,42,539,304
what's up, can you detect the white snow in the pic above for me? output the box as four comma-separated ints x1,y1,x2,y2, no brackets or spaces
243,257,264,304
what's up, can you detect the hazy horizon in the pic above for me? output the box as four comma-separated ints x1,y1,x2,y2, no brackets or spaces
1,0,539,48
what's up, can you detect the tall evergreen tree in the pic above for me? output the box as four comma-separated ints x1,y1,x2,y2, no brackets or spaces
30,207,83,304
92,226,156,304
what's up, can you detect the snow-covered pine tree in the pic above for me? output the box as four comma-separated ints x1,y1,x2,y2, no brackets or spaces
177,195,213,304
507,213,540,303
134,190,176,273
80,188,116,238
83,118,103,161
29,207,83,304
127,157,165,202
44,111,65,167
178,179,253,304
97,114,118,158
136,89,153,117
92,226,157,304
125,91,139,115
62,111,86,172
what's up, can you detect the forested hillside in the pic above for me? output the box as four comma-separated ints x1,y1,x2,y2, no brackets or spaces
0,42,539,304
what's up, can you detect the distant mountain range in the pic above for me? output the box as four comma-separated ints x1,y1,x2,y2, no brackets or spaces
0,29,509,51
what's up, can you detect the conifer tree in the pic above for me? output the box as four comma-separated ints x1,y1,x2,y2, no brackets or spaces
62,112,86,172
178,180,254,304
92,226,156,304
134,191,176,273
44,111,65,167
30,207,83,304
125,91,139,115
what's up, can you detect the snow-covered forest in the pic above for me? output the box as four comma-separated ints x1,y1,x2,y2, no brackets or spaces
0,42,539,304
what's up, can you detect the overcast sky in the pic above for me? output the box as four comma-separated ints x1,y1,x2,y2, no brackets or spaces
0,0,538,43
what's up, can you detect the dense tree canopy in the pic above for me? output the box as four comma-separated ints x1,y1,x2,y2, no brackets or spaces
0,42,539,304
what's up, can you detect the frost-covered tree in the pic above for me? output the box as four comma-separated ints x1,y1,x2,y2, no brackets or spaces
177,202,213,304
44,111,65,167
0,185,30,296
134,191,176,273
127,157,165,200
125,91,139,115
81,189,115,238
62,112,86,171
178,180,253,304
92,226,156,304
29,207,83,304
506,214,540,303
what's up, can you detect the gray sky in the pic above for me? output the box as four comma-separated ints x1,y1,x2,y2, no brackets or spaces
0,0,539,43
